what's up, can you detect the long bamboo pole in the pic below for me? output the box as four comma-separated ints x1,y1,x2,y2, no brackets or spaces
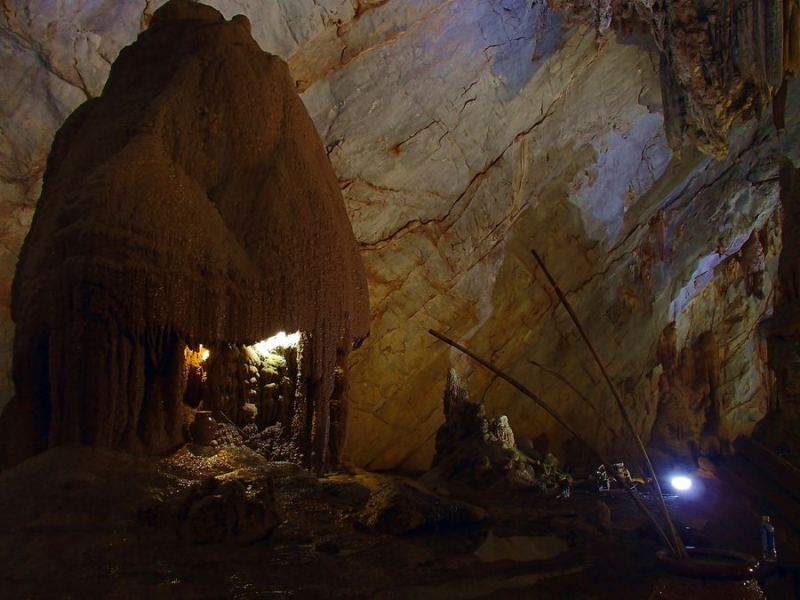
526,358,617,439
428,328,677,554
530,248,687,559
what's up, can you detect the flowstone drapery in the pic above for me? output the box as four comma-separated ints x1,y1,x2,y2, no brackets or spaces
0,0,369,473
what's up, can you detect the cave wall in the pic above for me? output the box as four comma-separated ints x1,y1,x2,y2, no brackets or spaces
1,0,798,470
757,165,800,456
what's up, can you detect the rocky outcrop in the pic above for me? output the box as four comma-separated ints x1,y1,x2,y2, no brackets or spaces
547,0,800,156
0,0,798,472
0,0,368,472
757,165,800,460
646,0,798,157
356,480,486,535
426,369,566,491
143,469,281,544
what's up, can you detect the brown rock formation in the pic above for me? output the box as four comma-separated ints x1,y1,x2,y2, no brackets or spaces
649,0,796,156
426,369,563,492
355,480,487,535
0,0,368,472
649,326,723,466
548,0,800,156
758,165,800,461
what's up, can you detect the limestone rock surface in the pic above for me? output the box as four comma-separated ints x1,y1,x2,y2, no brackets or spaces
1,0,799,472
547,0,800,155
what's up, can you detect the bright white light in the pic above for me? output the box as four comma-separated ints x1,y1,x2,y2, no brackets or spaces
253,331,301,355
671,476,692,491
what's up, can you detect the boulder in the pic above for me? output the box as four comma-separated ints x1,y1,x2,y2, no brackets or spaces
356,480,486,535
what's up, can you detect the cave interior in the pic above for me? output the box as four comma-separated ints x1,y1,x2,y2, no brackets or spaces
1,0,800,598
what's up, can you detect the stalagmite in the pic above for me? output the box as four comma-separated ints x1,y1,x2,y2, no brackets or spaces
0,0,369,473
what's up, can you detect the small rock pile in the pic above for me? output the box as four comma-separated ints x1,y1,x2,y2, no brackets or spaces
140,447,282,544
213,420,301,464
425,369,572,492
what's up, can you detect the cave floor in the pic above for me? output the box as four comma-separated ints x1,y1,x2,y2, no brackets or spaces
0,446,796,600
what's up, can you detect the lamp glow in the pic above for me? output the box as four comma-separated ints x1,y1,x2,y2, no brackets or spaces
671,476,692,491
253,331,301,355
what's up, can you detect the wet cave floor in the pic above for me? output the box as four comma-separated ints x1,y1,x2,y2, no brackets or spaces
0,445,796,599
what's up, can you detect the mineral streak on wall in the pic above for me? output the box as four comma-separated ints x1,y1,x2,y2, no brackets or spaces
0,0,369,472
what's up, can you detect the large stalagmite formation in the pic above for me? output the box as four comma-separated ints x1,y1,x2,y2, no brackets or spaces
0,0,369,471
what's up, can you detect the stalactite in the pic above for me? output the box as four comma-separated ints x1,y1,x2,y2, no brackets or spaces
765,0,787,88
658,51,685,150
548,1,797,155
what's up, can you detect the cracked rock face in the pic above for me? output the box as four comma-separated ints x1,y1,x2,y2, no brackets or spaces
1,0,798,471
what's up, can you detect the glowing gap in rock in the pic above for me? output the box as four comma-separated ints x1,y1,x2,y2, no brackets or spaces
185,344,210,367
253,331,301,356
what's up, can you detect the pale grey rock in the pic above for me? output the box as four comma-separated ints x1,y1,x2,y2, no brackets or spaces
305,1,567,201
214,0,354,58
343,30,683,469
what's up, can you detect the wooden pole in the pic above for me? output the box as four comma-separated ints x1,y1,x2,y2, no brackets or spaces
529,248,687,559
526,358,618,440
429,328,678,554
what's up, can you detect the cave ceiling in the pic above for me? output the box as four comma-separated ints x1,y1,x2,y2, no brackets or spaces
1,0,798,470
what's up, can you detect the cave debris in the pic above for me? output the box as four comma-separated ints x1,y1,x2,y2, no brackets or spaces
138,446,283,544
143,474,281,544
213,420,301,464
